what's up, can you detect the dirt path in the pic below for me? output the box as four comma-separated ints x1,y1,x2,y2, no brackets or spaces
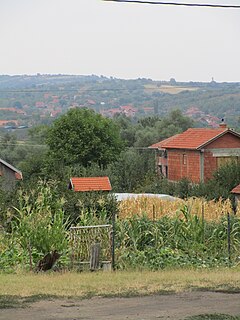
1,291,240,320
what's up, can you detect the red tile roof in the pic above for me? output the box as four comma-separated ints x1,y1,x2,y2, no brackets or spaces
69,177,112,192
149,134,180,149
149,128,240,150
231,184,240,194
0,120,19,126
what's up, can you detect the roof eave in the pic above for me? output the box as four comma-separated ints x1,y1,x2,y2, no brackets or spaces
69,179,74,191
195,129,232,150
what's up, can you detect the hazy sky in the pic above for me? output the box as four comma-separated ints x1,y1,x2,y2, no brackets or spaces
1,0,240,82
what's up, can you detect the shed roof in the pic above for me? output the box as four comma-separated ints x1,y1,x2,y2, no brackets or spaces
149,128,240,150
0,158,23,180
231,184,240,194
69,176,112,192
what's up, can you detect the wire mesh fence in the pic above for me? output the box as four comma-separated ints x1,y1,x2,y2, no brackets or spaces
70,224,112,270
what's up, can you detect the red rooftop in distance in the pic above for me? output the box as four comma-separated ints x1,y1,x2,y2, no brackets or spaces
68,177,112,192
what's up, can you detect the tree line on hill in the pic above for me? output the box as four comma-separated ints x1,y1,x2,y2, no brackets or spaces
0,75,240,131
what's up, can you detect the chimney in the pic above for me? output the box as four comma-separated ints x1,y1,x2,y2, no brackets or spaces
219,118,227,129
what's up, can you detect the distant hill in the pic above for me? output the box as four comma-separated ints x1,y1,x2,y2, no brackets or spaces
0,74,239,130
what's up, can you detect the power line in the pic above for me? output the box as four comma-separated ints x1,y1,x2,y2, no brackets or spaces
0,88,131,93
103,0,240,8
0,87,167,93
0,143,46,147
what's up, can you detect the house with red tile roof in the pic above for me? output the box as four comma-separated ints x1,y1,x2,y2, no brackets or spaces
0,108,26,115
149,123,240,183
0,120,19,127
68,177,112,192
35,101,45,108
120,105,137,117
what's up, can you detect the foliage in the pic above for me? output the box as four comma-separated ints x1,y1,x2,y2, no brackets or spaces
0,230,24,272
115,210,240,270
0,180,69,271
1,188,240,272
63,190,118,225
109,148,155,192
46,108,124,168
28,124,49,144
114,110,193,148
190,161,240,201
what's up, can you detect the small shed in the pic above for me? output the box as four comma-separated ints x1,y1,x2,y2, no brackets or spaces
231,184,240,211
0,158,23,191
68,176,112,192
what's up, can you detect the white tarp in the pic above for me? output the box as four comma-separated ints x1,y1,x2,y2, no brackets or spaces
113,193,178,202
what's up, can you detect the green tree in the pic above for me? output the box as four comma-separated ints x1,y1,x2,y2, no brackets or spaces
46,108,124,168
28,125,49,144
156,109,193,140
110,148,155,192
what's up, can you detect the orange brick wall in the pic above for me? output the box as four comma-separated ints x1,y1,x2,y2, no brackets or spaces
203,151,217,181
167,150,201,183
165,132,240,183
203,133,240,181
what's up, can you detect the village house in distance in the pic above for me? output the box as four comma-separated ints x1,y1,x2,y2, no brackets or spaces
149,122,240,183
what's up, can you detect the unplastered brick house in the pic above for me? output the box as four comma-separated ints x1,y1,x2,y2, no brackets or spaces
149,123,240,183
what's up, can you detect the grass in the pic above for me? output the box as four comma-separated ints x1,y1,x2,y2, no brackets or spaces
1,268,240,299
144,84,199,94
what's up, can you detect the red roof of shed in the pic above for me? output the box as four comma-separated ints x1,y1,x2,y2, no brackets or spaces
149,128,240,150
69,177,112,192
231,184,240,194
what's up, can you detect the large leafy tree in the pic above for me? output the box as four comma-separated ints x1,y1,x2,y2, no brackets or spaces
46,108,124,167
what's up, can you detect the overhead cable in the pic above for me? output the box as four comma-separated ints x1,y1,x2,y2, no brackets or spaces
0,87,172,93
103,0,240,9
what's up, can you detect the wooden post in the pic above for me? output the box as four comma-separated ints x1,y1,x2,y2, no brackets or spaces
28,241,33,271
90,243,101,271
227,213,231,263
153,204,156,221
112,210,116,271
201,201,205,244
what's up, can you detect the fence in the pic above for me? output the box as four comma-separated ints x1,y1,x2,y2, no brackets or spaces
70,224,113,270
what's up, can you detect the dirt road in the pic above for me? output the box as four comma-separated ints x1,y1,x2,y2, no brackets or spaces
1,291,240,320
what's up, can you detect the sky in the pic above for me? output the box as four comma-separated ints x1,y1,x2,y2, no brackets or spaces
0,0,240,82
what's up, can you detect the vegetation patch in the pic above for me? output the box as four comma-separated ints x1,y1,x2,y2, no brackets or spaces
0,296,24,309
0,294,59,309
184,314,240,320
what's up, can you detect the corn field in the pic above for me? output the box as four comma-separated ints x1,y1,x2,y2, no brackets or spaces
1,181,240,272
118,196,239,221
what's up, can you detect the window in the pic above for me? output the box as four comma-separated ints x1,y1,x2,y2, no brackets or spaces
183,154,187,165
217,156,238,168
